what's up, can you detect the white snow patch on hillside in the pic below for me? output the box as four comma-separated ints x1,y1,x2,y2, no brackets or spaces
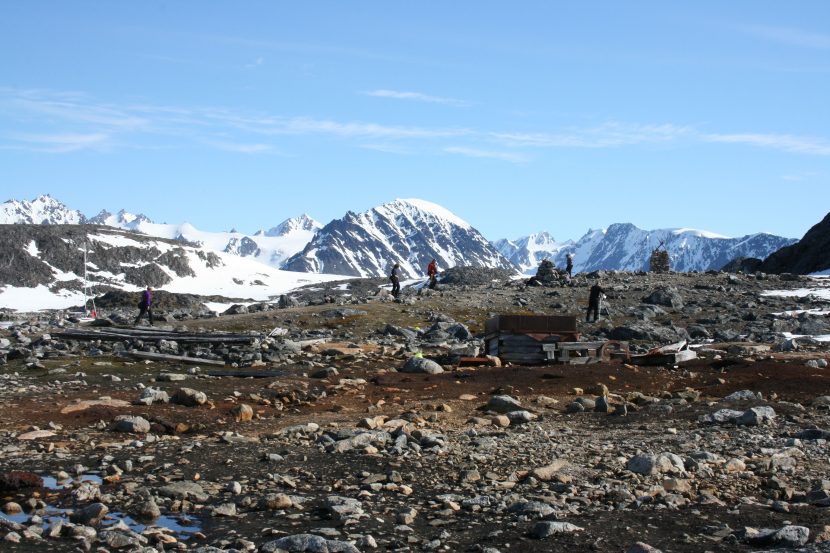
26,241,39,257
763,287,830,301
0,285,86,311
0,247,349,311
397,199,472,229
672,228,730,239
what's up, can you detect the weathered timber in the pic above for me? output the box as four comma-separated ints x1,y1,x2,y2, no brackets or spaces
126,350,226,366
55,328,257,344
205,370,289,378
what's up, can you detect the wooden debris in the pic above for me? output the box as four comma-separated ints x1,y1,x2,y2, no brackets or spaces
126,350,226,366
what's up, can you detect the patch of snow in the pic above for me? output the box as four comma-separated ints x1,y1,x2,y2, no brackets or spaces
26,240,39,257
671,228,731,239
396,198,472,229
0,285,86,311
781,331,830,343
763,287,830,301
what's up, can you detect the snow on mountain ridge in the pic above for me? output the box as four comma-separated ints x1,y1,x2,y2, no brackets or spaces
0,194,85,225
499,224,796,274
282,198,514,278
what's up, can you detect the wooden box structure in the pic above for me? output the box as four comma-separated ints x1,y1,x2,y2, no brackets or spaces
484,315,580,364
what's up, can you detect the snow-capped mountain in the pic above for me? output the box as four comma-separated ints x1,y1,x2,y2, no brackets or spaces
257,214,320,237
0,194,85,225
0,196,320,269
500,224,797,274
87,209,153,230
0,224,342,311
493,232,574,274
282,198,516,278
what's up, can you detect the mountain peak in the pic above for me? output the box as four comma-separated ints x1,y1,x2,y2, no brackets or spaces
265,214,321,237
283,199,513,278
378,198,473,229
0,194,85,225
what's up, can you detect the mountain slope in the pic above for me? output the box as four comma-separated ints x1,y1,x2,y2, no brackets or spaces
499,224,796,274
0,194,85,225
0,195,321,269
758,211,830,274
282,198,516,278
493,232,573,274
0,224,342,311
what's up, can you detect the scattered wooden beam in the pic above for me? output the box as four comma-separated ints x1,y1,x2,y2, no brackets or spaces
125,350,225,366
205,370,289,378
55,328,256,344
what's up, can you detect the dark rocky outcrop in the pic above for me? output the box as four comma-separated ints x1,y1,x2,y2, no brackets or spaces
757,211,830,275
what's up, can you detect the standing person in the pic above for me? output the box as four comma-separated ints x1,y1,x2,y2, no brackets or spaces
134,286,154,326
389,263,401,298
586,280,604,323
427,258,438,289
565,253,574,277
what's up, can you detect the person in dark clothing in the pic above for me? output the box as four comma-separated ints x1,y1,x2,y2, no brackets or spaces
427,259,438,289
586,280,604,323
134,286,154,326
389,264,401,298
565,254,574,277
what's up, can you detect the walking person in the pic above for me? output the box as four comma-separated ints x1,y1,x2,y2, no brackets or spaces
565,253,574,277
389,263,401,298
586,280,604,323
134,286,154,326
427,258,438,289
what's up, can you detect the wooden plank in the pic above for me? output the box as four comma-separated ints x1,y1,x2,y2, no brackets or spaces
206,370,288,378
126,350,225,366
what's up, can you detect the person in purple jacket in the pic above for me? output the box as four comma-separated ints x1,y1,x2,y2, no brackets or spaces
134,286,154,326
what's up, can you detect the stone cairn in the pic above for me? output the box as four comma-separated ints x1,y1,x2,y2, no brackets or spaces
649,244,671,273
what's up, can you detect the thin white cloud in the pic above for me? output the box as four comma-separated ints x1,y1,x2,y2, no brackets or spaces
6,89,148,131
739,24,830,49
10,132,111,153
365,89,469,107
4,87,830,160
492,122,692,148
444,146,528,163
360,143,414,155
704,133,830,156
205,140,274,154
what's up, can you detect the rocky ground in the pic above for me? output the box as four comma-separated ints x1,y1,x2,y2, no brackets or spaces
1,269,830,553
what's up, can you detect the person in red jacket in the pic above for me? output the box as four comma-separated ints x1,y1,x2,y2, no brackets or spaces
134,286,154,326
427,259,438,289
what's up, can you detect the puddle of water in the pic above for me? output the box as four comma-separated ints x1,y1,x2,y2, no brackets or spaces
2,473,200,540
41,473,103,490
106,512,202,539
1,508,200,540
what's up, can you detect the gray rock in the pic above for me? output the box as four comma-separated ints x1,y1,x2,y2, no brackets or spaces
626,543,663,553
172,387,207,406
400,356,444,374
506,410,536,424
326,495,365,521
531,521,584,539
310,367,339,379
744,525,810,548
69,502,108,525
508,500,555,518
158,481,208,502
642,286,684,309
724,390,763,401
212,503,238,517
485,395,522,413
737,406,776,426
112,415,150,434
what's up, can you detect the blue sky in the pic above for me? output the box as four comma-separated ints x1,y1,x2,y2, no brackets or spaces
1,1,828,241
